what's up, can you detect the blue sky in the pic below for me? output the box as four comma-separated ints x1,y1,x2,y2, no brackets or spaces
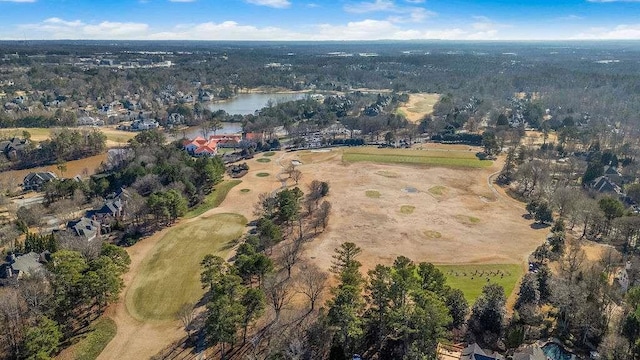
1,0,639,40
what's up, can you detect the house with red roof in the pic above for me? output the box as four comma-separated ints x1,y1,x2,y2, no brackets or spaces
183,136,218,156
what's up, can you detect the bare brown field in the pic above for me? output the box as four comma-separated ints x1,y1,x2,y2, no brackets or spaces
98,147,547,359
287,148,548,273
0,126,135,147
0,153,108,191
396,93,440,123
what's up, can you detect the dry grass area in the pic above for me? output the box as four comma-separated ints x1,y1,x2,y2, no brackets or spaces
290,148,548,274
396,93,440,123
0,126,135,148
0,153,107,191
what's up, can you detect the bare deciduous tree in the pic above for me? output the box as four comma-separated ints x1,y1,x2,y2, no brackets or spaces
297,263,328,312
263,274,294,321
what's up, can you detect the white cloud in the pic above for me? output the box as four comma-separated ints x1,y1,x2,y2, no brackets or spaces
344,0,395,13
246,0,291,8
556,14,584,20
344,0,435,23
572,24,640,39
19,18,150,39
11,16,516,41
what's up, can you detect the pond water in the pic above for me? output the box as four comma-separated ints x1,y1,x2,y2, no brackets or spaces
542,343,573,360
207,92,307,115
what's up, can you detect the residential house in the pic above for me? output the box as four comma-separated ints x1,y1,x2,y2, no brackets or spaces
0,137,30,160
23,172,58,191
167,112,185,125
512,344,546,360
68,217,101,242
183,136,218,156
209,134,241,148
590,176,623,196
131,118,159,131
77,116,105,126
1,252,45,279
460,343,505,360
603,165,622,185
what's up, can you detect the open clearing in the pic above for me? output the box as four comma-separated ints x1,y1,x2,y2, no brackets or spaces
291,146,547,301
127,213,247,321
0,126,135,148
437,264,523,303
0,153,107,191
343,147,492,168
396,93,440,123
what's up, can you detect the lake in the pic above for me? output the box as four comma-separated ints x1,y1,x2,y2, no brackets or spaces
207,92,307,115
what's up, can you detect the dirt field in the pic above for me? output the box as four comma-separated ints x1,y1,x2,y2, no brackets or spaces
396,93,440,123
291,147,548,273
97,146,548,359
0,126,135,148
0,153,108,191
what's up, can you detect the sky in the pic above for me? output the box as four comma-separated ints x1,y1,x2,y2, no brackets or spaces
0,0,639,41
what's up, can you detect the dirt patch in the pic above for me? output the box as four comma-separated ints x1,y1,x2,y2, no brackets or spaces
396,93,440,123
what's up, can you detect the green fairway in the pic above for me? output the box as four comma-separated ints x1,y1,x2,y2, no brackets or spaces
262,151,276,157
436,264,523,304
67,317,117,360
186,180,241,218
342,148,492,168
256,172,270,177
257,158,271,163
127,213,247,321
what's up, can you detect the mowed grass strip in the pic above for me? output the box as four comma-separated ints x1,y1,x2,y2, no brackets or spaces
436,264,523,304
342,148,492,168
64,317,117,360
127,213,247,321
186,180,242,218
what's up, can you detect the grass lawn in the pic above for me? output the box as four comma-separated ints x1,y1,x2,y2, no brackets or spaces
186,180,241,218
342,148,492,168
240,188,251,193
262,151,276,157
256,172,270,177
256,158,271,163
127,213,247,321
436,264,523,304
366,190,381,198
64,317,117,360
375,170,400,178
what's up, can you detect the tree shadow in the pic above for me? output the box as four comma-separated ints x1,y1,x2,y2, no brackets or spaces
530,222,550,230
522,214,533,220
